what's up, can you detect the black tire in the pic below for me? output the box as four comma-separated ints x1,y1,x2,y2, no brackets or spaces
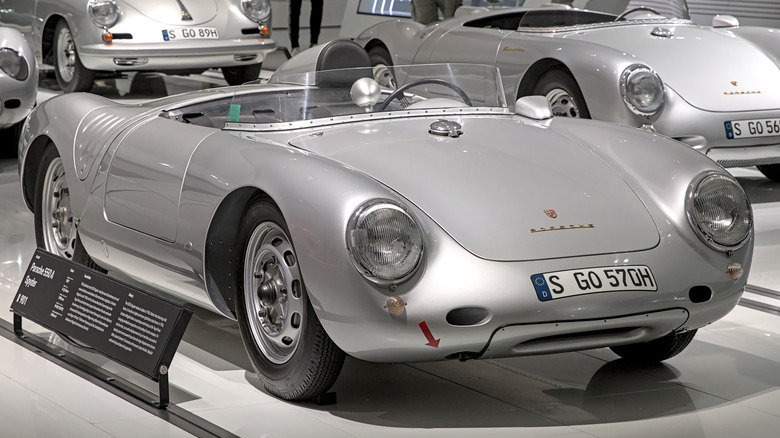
368,45,396,89
610,329,697,362
222,64,263,85
53,20,95,93
757,164,780,181
34,143,102,271
532,69,591,119
235,198,345,400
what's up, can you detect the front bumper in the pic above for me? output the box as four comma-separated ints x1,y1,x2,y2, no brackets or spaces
78,39,277,71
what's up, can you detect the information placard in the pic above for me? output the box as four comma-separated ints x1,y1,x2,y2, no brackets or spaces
11,250,191,380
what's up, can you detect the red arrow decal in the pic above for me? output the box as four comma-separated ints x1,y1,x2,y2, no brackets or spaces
418,321,440,348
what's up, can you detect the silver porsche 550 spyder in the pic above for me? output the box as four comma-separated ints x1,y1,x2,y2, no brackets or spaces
0,0,274,93
356,0,780,181
18,40,753,401
1,26,37,151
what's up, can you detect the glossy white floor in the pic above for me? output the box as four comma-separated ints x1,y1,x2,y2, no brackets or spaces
3,69,780,438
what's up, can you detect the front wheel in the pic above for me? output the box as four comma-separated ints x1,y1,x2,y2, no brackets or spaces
368,46,396,89
34,143,99,270
235,198,345,400
757,164,780,181
53,20,95,93
222,64,263,85
532,69,590,119
610,329,697,362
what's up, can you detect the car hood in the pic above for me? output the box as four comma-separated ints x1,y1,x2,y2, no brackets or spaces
125,0,218,26
289,117,660,261
568,24,780,112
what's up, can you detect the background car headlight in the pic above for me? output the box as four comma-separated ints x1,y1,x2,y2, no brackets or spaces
347,200,423,285
687,172,752,252
88,0,119,28
241,0,272,22
621,65,665,116
0,48,28,81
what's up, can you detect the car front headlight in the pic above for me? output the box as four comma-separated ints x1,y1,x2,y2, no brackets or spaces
0,48,28,81
347,200,423,285
621,64,665,116
687,172,752,252
241,0,272,22
88,0,120,28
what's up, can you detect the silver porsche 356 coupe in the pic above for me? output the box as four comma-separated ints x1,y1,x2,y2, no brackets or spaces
0,0,274,93
1,26,37,152
18,40,753,401
356,0,780,180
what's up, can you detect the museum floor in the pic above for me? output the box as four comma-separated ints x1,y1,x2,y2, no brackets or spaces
3,67,780,438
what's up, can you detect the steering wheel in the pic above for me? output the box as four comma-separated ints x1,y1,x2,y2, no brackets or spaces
374,78,472,112
614,6,661,21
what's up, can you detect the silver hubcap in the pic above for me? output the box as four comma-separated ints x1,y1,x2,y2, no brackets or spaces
546,88,581,118
373,63,396,89
42,157,76,259
56,26,76,83
243,222,305,364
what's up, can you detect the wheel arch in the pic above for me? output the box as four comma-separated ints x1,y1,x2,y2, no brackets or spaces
41,15,67,65
20,135,55,212
516,58,572,99
363,38,389,58
204,186,280,319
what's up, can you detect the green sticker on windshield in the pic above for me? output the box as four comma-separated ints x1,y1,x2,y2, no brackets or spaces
228,104,241,122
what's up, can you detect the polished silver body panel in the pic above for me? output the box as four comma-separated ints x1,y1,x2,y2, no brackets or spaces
0,0,275,72
356,5,780,167
18,58,752,363
0,26,36,129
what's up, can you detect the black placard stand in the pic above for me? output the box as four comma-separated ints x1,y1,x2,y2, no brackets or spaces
11,250,192,409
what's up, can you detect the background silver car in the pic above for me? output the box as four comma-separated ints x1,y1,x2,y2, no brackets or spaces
356,0,780,180
18,40,753,401
0,0,274,93
0,26,36,154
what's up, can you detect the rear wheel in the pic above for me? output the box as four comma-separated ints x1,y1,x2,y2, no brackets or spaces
53,20,95,93
222,64,263,85
610,329,697,362
757,164,780,181
34,143,100,270
235,198,345,400
532,69,590,119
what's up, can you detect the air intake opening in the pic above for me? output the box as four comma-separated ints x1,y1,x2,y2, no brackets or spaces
446,307,490,326
4,99,21,109
689,285,712,303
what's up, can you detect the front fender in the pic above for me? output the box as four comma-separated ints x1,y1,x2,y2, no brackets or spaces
356,19,427,66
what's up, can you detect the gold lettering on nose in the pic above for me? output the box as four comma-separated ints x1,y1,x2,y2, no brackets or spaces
530,224,595,233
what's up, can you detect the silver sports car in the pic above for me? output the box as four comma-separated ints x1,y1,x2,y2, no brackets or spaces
0,0,274,93
18,39,753,401
0,26,37,152
356,0,780,180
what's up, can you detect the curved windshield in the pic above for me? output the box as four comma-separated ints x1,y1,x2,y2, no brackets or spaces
222,64,506,125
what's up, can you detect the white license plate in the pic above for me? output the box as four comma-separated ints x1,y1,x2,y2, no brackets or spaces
531,265,656,302
162,28,219,41
725,118,780,139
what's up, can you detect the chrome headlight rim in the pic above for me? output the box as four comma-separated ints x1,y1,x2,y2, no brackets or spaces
620,64,665,116
346,199,424,287
0,48,28,81
241,0,272,23
686,171,753,253
88,0,120,28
